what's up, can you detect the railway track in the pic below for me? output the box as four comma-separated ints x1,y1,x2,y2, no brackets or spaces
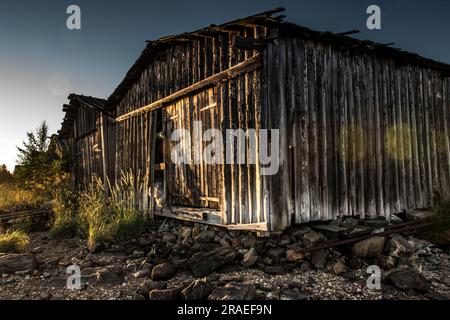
295,219,438,254
0,209,52,228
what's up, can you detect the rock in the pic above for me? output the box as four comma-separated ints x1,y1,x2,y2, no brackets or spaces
133,268,151,278
266,247,285,260
89,243,105,254
0,254,36,274
381,255,398,270
280,288,311,300
387,267,431,292
389,214,403,223
96,266,125,284
286,249,305,262
194,230,216,243
139,279,167,295
302,231,326,247
352,236,385,259
300,261,312,271
266,291,280,300
191,242,221,253
290,227,311,240
181,278,212,300
330,260,347,275
162,233,178,244
149,287,182,300
278,235,292,246
311,250,327,269
386,235,413,258
312,225,347,238
126,262,138,272
241,235,257,249
209,282,256,300
187,248,236,277
151,263,177,281
171,243,191,257
31,247,43,254
341,217,359,230
148,243,171,261
178,227,192,240
39,292,51,300
417,249,430,257
138,238,154,247
241,248,258,268
405,210,435,221
219,238,231,247
192,225,203,238
264,265,285,275
132,250,145,258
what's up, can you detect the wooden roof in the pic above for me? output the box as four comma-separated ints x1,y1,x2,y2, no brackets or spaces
58,94,106,138
105,7,450,109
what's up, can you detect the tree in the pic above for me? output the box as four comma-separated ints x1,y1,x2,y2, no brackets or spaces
0,164,14,184
14,121,63,193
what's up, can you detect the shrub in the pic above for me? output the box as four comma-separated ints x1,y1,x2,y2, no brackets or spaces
0,184,45,213
0,229,30,253
78,173,146,248
49,187,78,239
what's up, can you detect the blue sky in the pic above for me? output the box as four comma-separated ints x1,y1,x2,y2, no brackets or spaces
1,0,449,171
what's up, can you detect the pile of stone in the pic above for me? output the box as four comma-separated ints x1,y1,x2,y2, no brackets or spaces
1,213,449,300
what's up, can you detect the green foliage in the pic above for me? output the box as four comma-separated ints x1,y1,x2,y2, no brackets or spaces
14,122,65,196
0,184,45,213
0,229,30,253
0,165,14,184
77,173,146,248
49,186,79,239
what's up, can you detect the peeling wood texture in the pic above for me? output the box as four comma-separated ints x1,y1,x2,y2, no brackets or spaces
266,36,450,232
57,9,450,234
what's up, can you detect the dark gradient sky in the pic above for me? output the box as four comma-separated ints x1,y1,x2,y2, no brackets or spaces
1,0,449,170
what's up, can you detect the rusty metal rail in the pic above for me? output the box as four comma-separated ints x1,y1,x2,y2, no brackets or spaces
0,209,51,226
295,219,437,254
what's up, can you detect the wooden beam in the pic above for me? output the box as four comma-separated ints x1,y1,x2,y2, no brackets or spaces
232,36,265,51
199,196,220,203
227,222,268,232
99,114,109,194
157,206,224,226
116,55,262,122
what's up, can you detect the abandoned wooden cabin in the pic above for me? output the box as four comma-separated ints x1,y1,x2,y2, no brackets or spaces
58,94,114,189
57,8,450,235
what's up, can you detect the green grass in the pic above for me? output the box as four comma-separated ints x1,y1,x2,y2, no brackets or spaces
0,229,30,253
49,187,78,239
77,173,146,248
0,184,45,213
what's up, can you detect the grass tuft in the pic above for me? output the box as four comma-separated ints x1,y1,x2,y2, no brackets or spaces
0,229,30,253
0,184,45,213
49,187,78,239
77,172,146,248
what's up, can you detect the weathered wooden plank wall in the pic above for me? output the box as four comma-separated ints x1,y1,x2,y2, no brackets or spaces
112,27,269,225
266,36,450,232
73,106,104,188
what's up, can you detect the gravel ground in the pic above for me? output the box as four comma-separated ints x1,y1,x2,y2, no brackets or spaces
1,228,450,300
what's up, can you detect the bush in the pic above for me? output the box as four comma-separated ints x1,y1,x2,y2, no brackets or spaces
49,187,78,239
78,173,146,248
0,230,30,253
0,184,45,213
